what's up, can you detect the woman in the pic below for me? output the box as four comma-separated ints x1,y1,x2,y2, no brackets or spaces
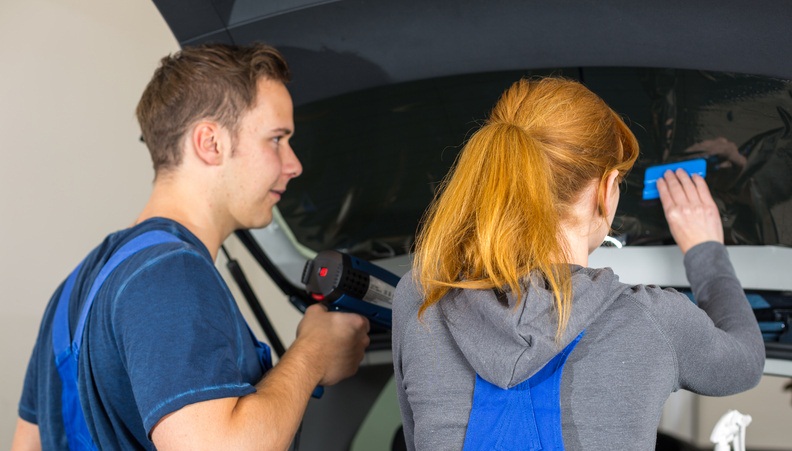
392,77,764,450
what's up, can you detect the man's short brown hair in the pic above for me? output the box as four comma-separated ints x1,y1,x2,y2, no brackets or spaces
136,43,290,174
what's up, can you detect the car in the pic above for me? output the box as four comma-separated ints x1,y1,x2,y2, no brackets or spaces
153,1,792,449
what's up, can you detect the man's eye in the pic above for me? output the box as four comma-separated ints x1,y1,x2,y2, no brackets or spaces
273,136,282,144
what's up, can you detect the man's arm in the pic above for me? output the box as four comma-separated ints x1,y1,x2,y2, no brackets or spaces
10,418,41,451
151,304,370,451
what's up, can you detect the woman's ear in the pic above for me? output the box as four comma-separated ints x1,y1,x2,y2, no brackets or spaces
599,169,620,217
191,121,227,166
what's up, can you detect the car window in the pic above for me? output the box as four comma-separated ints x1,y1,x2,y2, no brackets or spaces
277,67,792,260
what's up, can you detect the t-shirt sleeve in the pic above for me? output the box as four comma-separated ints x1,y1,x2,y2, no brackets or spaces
18,282,65,426
111,249,258,434
18,339,40,424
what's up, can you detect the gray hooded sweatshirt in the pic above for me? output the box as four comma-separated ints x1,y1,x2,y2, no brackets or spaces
392,242,765,450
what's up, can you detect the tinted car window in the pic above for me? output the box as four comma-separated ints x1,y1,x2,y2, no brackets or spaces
278,67,792,260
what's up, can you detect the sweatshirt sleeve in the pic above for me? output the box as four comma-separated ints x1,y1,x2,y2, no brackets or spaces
392,274,417,451
675,241,765,395
392,273,475,451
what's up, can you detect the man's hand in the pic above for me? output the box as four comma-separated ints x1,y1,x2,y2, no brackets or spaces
657,168,724,253
295,303,370,385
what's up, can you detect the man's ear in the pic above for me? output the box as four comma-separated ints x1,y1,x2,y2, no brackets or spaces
191,121,227,166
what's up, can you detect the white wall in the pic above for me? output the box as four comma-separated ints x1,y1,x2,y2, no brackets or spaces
0,0,176,445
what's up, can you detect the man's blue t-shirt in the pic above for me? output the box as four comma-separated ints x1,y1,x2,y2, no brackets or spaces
19,218,267,449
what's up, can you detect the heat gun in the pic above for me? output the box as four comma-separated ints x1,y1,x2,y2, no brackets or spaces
301,250,399,330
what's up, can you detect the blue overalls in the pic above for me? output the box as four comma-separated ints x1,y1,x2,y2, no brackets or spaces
51,230,273,450
463,332,584,451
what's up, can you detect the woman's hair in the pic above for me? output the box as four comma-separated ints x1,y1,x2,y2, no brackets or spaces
413,77,639,338
136,43,290,175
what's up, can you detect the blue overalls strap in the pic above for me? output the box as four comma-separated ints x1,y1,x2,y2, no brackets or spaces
51,230,183,451
463,331,585,451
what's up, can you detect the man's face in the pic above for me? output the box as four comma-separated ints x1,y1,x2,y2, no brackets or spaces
223,78,302,230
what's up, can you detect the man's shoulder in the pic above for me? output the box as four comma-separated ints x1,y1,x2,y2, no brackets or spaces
120,217,208,254
88,218,220,307
85,217,209,268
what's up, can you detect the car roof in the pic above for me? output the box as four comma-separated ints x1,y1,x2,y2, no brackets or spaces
154,0,792,106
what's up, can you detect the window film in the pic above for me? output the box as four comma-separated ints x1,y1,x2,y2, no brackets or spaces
278,68,792,260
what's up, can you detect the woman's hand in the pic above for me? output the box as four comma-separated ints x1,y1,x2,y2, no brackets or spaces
657,168,724,253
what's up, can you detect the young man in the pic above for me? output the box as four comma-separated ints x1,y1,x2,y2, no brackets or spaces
12,44,370,450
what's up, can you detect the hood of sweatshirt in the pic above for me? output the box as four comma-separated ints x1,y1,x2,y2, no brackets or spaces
439,265,628,389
